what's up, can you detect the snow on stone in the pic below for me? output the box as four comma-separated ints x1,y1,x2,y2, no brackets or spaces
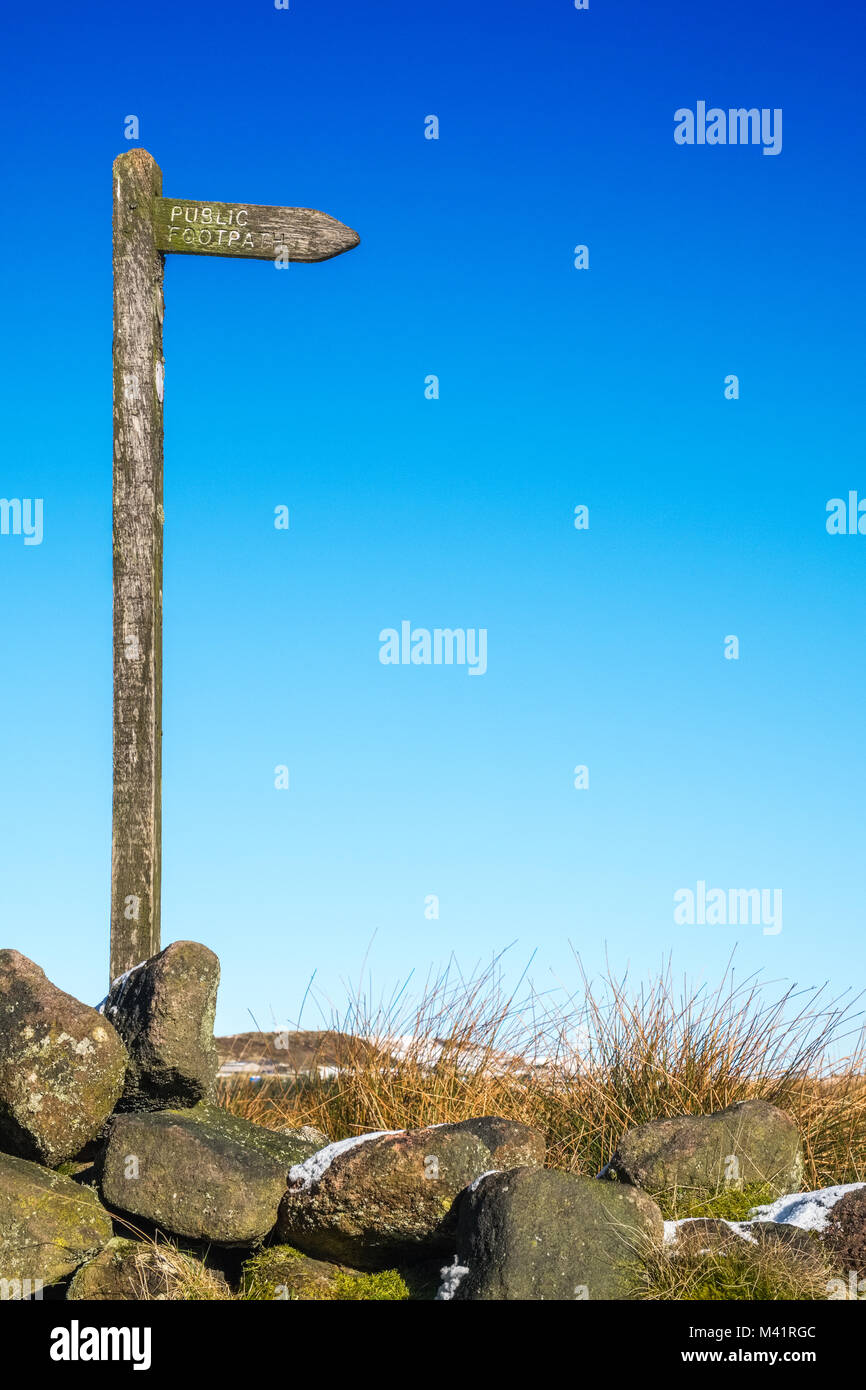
664,1181,865,1247
436,1258,469,1301
287,1130,401,1191
96,959,149,1018
468,1169,501,1193
747,1182,865,1232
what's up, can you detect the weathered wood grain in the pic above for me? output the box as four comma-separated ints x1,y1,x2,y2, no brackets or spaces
109,148,360,983
111,149,164,983
154,197,360,262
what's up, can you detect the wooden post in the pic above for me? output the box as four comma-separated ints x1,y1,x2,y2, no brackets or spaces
111,149,165,982
109,148,359,984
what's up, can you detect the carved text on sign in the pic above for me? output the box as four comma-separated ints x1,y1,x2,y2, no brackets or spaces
166,205,264,252
153,196,360,262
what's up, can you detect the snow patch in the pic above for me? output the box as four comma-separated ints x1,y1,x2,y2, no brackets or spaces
436,1258,469,1301
747,1182,865,1232
664,1182,866,1248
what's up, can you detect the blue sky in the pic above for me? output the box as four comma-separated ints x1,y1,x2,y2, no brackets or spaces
1,0,864,1033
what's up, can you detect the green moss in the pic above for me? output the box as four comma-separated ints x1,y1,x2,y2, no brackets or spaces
240,1245,409,1301
657,1181,778,1221
240,1246,304,1299
330,1269,410,1301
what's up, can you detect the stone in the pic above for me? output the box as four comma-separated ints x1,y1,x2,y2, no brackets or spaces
0,951,127,1165
100,1103,322,1246
602,1099,803,1205
101,941,219,1111
822,1185,866,1278
239,1245,409,1301
276,1115,545,1270
0,1150,113,1290
668,1217,817,1258
182,1101,327,1169
750,1221,822,1255
289,1124,330,1150
257,1121,329,1151
67,1237,229,1300
447,1166,664,1300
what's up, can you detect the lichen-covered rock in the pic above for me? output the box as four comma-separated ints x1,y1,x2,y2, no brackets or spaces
0,951,127,1165
179,1102,327,1170
447,1167,663,1301
276,1116,545,1270
67,1237,229,1300
101,941,219,1111
602,1100,803,1206
100,1104,322,1246
0,1151,113,1289
240,1245,409,1301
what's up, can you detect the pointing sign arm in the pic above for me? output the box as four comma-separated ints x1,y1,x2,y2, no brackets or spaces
154,197,360,262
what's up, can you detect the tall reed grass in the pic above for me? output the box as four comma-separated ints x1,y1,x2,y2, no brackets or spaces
220,952,866,1191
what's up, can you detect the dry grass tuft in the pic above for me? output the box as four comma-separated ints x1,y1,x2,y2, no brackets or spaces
633,1233,845,1301
220,951,866,1193
107,1223,233,1301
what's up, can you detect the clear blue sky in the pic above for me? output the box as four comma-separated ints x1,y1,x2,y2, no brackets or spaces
1,0,864,1033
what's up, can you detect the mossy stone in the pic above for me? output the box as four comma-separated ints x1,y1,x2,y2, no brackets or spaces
603,1100,803,1207
241,1245,409,1300
0,1150,113,1288
451,1166,664,1301
100,1105,321,1246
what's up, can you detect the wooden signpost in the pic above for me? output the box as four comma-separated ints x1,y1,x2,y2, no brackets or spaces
111,148,359,982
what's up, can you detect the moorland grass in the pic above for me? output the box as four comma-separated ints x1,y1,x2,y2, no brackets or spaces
121,954,865,1301
220,952,866,1196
